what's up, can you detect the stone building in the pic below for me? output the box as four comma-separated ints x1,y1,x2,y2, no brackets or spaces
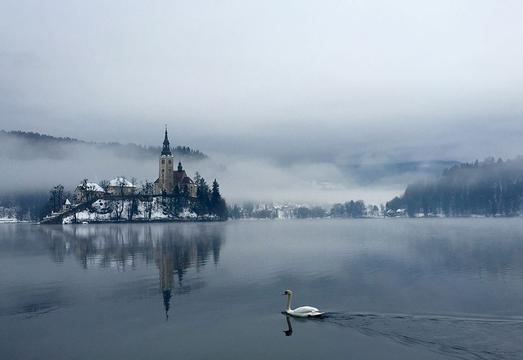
74,182,105,203
154,128,197,197
173,161,197,198
107,177,137,196
62,199,72,212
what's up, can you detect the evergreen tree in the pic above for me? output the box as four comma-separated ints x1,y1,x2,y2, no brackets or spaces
194,176,210,217
228,205,242,219
210,179,228,219
330,200,367,218
172,185,186,216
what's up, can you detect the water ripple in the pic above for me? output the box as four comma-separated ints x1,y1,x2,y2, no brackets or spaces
320,312,523,360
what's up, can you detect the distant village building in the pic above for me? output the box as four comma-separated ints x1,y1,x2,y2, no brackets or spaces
107,177,137,196
74,182,105,202
154,128,197,197
62,198,72,212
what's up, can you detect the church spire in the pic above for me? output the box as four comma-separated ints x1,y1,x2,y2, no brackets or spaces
162,288,172,321
161,126,172,156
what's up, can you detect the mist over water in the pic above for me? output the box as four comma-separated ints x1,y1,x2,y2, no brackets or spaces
0,134,447,205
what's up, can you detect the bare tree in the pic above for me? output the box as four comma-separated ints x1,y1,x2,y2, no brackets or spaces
77,178,89,203
127,195,139,221
114,177,127,221
141,181,154,220
99,179,109,192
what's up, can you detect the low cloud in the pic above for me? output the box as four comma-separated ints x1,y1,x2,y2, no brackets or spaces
195,155,403,205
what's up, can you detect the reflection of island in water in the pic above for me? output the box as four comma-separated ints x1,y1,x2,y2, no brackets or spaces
40,224,224,319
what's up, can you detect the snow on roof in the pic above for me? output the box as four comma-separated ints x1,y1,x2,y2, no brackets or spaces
64,199,71,205
109,177,136,187
76,182,104,192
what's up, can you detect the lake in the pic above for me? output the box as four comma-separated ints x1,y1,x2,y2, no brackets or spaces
2,219,523,359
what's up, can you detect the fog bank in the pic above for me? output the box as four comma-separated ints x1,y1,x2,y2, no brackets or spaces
1,136,451,205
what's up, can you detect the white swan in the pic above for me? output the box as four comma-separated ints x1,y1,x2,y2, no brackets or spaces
282,290,324,318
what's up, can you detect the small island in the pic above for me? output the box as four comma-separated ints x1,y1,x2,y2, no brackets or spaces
41,128,227,224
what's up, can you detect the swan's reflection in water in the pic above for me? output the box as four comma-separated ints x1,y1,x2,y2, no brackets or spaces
282,314,324,337
38,223,224,320
283,315,293,336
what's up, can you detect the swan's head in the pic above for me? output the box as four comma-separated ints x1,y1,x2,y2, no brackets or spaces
282,289,293,296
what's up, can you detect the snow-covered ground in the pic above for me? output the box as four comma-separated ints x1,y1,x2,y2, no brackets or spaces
0,217,19,223
62,198,199,224
0,207,20,223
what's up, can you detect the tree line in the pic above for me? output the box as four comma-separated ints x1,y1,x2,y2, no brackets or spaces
0,130,207,160
386,157,523,217
161,174,228,220
228,200,381,219
0,191,50,221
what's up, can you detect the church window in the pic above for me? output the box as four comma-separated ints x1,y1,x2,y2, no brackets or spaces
162,159,165,164
168,160,172,164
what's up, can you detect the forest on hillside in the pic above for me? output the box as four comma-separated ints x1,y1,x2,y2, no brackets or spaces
387,157,523,217
0,130,207,160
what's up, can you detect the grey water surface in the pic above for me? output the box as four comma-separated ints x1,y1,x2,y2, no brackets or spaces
2,219,523,359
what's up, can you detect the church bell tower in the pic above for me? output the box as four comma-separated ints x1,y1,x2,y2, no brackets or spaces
159,126,174,193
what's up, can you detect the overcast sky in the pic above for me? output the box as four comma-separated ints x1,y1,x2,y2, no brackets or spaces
1,1,523,199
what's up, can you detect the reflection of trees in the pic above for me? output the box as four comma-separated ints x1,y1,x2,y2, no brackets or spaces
38,224,224,319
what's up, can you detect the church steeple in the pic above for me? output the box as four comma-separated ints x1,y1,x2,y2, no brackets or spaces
161,126,172,156
162,289,172,320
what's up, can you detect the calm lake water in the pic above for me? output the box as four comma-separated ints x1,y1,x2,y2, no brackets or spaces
2,219,523,359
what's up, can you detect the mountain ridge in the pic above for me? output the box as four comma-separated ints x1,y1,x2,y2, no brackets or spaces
0,129,207,160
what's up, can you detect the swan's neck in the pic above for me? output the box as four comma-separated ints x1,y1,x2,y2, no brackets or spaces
286,293,292,311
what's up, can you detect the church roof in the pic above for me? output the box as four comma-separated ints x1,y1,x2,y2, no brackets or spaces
173,169,195,185
173,170,187,183
76,182,104,192
109,177,136,187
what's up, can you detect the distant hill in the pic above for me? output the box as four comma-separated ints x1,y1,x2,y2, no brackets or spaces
0,130,207,161
387,157,523,217
343,160,459,185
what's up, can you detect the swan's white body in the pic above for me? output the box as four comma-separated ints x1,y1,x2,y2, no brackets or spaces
283,290,324,318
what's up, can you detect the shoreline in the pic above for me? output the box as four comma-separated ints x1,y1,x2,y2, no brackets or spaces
39,217,227,225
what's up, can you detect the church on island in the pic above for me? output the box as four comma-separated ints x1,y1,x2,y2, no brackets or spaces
153,128,197,197
70,127,198,204
42,126,228,224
